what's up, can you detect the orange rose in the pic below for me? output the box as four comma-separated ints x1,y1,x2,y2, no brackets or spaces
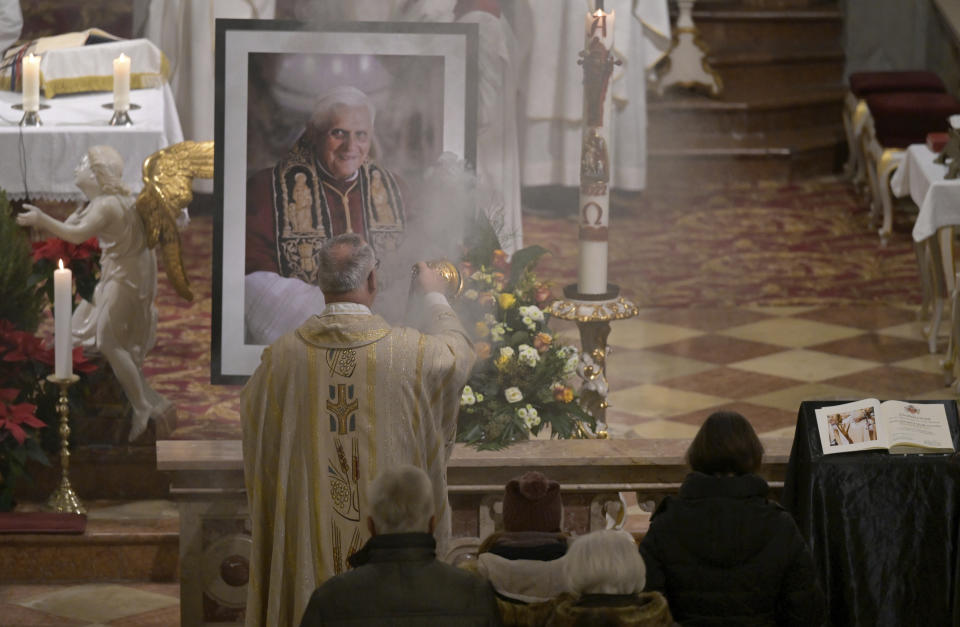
553,385,574,403
492,249,510,272
475,341,492,360
478,291,496,307
533,332,552,352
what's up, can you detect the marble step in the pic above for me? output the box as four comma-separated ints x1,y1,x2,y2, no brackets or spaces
0,500,178,584
647,125,844,185
688,6,843,52
648,85,844,136
706,48,845,97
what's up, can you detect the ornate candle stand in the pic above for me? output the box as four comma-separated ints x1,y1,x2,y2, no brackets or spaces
549,285,638,438
45,374,85,514
657,0,722,96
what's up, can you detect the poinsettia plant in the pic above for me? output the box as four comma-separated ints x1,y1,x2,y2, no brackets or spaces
454,239,595,450
29,236,101,305
0,194,99,510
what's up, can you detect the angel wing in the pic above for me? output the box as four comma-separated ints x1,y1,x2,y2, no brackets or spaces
135,140,215,301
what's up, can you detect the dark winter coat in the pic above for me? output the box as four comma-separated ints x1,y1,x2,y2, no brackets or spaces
546,592,674,627
638,472,825,627
298,532,502,626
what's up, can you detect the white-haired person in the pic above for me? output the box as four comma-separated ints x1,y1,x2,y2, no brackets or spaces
244,85,408,344
298,465,502,626
546,529,672,626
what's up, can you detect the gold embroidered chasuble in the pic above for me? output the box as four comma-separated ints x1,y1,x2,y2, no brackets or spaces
241,304,475,627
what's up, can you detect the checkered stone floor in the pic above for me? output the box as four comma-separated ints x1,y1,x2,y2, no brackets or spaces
556,304,954,440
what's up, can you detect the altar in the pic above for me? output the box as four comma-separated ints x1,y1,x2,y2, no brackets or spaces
0,85,183,201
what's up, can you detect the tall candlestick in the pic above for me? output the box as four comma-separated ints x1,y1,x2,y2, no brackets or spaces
113,53,131,112
22,53,40,112
577,7,615,295
54,259,73,379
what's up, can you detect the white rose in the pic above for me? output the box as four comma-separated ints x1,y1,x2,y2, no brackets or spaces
499,346,515,359
505,387,523,403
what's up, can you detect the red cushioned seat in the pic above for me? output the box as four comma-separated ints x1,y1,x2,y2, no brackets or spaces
866,91,960,148
849,71,946,98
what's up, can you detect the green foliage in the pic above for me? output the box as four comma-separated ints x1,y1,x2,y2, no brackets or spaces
454,245,596,450
0,191,44,332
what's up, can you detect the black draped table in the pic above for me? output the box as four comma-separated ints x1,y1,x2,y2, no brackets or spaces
782,400,960,627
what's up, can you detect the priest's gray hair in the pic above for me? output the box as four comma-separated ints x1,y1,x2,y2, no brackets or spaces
317,233,376,293
564,530,646,595
308,85,376,132
368,465,435,534
87,145,130,196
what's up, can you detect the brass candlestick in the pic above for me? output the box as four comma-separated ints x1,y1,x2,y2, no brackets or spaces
45,374,85,514
549,284,639,438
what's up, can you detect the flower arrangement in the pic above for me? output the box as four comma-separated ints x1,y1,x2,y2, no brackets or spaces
455,244,595,449
0,194,99,510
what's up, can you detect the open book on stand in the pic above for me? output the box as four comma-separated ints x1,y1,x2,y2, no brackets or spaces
814,399,955,455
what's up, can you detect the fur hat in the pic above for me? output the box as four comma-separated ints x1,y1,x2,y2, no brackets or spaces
502,471,562,532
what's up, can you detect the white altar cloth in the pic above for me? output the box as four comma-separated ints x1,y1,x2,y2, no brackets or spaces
889,143,960,242
0,84,183,201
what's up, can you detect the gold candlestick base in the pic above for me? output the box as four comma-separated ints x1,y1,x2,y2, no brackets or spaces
45,374,85,515
548,284,639,438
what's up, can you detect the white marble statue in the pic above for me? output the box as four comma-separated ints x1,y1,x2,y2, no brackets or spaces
17,145,168,442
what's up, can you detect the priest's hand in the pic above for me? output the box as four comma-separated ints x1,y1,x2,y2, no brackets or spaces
414,261,447,294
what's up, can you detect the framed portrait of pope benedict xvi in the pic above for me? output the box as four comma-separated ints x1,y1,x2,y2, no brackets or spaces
212,19,478,383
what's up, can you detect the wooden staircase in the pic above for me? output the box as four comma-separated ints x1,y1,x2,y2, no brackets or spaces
648,0,846,184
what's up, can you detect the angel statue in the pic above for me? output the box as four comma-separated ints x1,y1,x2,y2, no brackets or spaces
17,145,168,441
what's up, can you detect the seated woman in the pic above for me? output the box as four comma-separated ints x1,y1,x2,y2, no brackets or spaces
465,471,569,626
638,410,826,626
547,529,672,626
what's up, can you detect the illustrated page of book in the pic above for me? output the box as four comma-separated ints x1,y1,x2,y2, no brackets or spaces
881,401,955,453
815,399,887,454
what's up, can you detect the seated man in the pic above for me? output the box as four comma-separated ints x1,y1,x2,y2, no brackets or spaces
297,465,502,626
245,85,406,344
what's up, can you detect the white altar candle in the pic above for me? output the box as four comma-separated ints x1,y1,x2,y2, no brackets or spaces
113,53,131,111
54,259,73,379
22,53,40,112
577,6,615,295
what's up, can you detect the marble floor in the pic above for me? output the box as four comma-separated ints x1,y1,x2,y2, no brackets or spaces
573,303,954,440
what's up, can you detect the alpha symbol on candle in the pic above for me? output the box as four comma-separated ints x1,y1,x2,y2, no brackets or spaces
590,11,608,38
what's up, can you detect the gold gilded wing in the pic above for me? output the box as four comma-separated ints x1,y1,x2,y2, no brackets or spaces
135,140,215,301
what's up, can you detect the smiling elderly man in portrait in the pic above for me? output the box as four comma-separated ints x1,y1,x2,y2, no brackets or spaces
244,85,407,345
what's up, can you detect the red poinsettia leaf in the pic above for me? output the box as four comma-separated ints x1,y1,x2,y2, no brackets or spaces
1,420,28,445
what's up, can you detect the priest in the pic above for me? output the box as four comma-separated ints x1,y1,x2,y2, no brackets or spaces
241,233,475,627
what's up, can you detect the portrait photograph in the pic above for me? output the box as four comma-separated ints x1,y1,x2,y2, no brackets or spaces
213,19,477,382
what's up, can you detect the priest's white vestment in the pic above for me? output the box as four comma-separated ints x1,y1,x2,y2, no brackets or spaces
241,301,475,626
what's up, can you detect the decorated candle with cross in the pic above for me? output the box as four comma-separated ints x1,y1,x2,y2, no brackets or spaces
577,2,617,295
